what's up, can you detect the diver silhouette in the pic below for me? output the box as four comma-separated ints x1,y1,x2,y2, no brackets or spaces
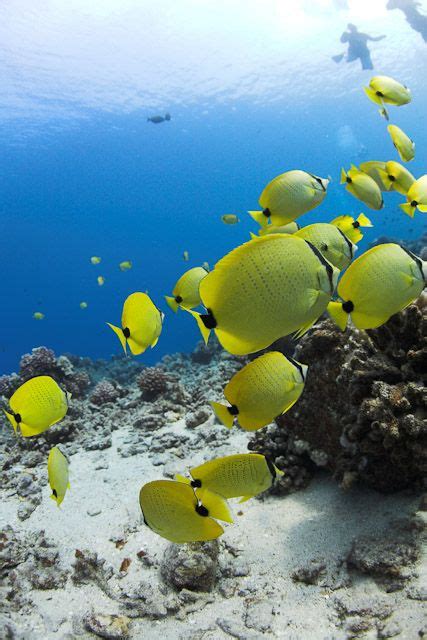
147,113,171,124
387,0,427,42
332,24,386,70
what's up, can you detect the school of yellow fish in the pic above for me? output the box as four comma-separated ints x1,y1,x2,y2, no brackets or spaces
8,76,426,543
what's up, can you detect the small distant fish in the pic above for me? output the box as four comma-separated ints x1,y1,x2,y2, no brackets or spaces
147,113,171,124
221,214,240,225
183,251,189,262
330,214,373,244
80,302,88,309
97,276,105,286
48,446,70,507
209,352,307,431
249,170,329,228
4,376,69,437
91,256,101,265
33,312,45,320
377,161,415,195
165,266,208,313
387,124,415,162
107,292,164,356
327,243,425,331
364,75,411,120
139,479,229,543
176,453,283,503
400,175,427,217
341,165,383,210
295,222,356,270
119,261,132,272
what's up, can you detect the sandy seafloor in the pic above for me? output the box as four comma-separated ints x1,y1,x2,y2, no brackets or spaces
0,342,426,640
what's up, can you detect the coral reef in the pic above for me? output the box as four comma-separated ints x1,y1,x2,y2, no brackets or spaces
369,231,427,260
90,379,123,406
249,300,426,493
137,366,171,400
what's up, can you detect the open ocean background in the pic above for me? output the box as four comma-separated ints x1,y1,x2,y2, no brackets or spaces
1,0,426,374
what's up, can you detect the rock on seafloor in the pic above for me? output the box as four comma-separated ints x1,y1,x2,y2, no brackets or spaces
161,541,219,592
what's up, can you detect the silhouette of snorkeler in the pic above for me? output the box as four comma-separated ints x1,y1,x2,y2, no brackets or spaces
387,0,427,43
332,24,386,70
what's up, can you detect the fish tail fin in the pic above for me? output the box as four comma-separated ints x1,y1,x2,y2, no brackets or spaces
185,309,211,344
175,473,191,484
197,488,233,523
417,204,427,213
363,86,383,106
357,213,373,227
400,202,415,217
379,107,389,121
106,323,127,354
248,210,268,228
209,401,234,429
4,410,18,434
165,296,179,312
377,168,393,191
327,301,349,331
340,168,347,184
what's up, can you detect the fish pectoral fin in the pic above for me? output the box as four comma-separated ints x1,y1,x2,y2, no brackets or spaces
400,202,415,217
210,401,234,429
197,488,233,524
293,318,316,340
248,210,268,228
327,301,348,331
165,296,179,312
107,323,127,354
363,86,383,106
185,309,211,345
400,273,416,289
238,495,252,504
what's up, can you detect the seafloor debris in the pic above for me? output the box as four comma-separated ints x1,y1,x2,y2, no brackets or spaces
83,611,131,639
249,300,426,493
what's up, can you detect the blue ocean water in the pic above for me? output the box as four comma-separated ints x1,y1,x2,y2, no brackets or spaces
1,1,426,374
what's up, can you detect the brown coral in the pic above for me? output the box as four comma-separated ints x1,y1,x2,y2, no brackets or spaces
137,367,170,400
249,302,426,493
